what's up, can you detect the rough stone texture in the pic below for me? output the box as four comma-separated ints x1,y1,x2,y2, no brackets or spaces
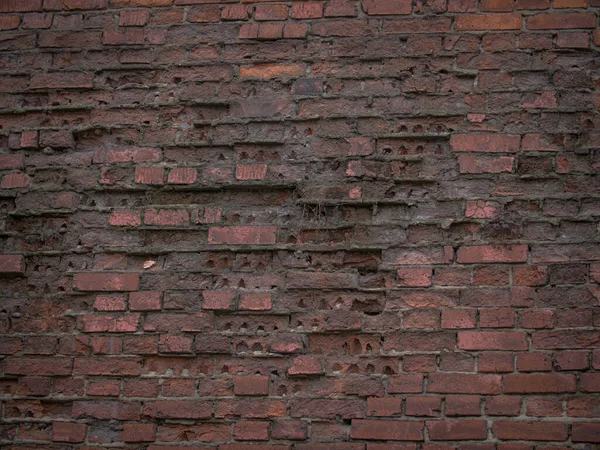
0,0,599,448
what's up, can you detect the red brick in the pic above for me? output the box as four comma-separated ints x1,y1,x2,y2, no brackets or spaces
0,254,25,274
129,291,161,311
87,378,120,396
396,267,432,287
448,0,477,11
388,374,424,393
568,397,600,417
465,200,500,219
556,31,589,48
234,420,270,441
351,419,424,440
202,290,236,310
6,356,72,375
0,153,24,169
405,397,441,417
516,353,552,371
222,4,251,20
74,273,140,291
441,309,477,329
481,0,513,10
554,350,589,370
144,208,189,226
258,23,284,39
450,134,520,152
73,357,141,375
456,13,522,31
94,147,161,164
72,401,141,420
527,12,595,29
492,421,568,441
0,15,20,29
236,164,268,180
208,226,277,245
240,63,305,79
572,423,600,443
0,0,42,12
458,331,527,351
239,292,272,310
445,395,480,416
271,420,307,440
159,335,193,353
188,5,220,22
457,245,528,263
458,155,514,173
135,167,164,185
52,422,86,443
119,9,150,26
291,2,323,18
288,355,322,376
235,376,270,396
167,167,197,184
283,22,308,38
428,374,501,394
255,4,288,20
17,376,51,395
142,400,212,419
367,397,403,416
362,0,412,15
504,374,576,393
46,0,108,8
486,396,521,415
109,209,141,227
94,294,127,311
123,423,156,442
30,72,94,89
516,0,549,8
479,309,515,328
580,373,600,392
0,172,29,189
427,420,487,440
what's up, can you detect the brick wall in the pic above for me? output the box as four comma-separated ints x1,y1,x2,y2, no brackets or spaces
0,0,599,448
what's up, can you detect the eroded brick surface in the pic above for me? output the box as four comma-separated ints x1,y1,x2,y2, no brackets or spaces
0,0,599,447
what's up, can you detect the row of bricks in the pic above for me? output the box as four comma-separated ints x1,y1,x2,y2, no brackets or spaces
15,419,600,444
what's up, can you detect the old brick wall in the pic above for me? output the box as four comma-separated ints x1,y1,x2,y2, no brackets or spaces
0,0,599,448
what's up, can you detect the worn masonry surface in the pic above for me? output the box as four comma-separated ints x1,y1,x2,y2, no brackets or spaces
0,0,599,448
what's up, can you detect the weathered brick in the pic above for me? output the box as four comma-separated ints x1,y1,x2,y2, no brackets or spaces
427,420,487,440
351,419,424,440
362,0,412,15
0,254,25,274
503,374,576,393
527,12,595,29
52,422,86,443
240,63,305,79
450,134,521,152
493,421,568,441
235,376,270,396
135,167,164,185
73,273,140,291
208,226,277,245
123,423,156,442
428,374,502,394
455,13,522,30
0,0,42,12
291,2,323,18
119,9,150,26
457,245,528,263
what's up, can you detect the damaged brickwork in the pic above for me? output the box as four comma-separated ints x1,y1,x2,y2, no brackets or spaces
0,0,600,448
